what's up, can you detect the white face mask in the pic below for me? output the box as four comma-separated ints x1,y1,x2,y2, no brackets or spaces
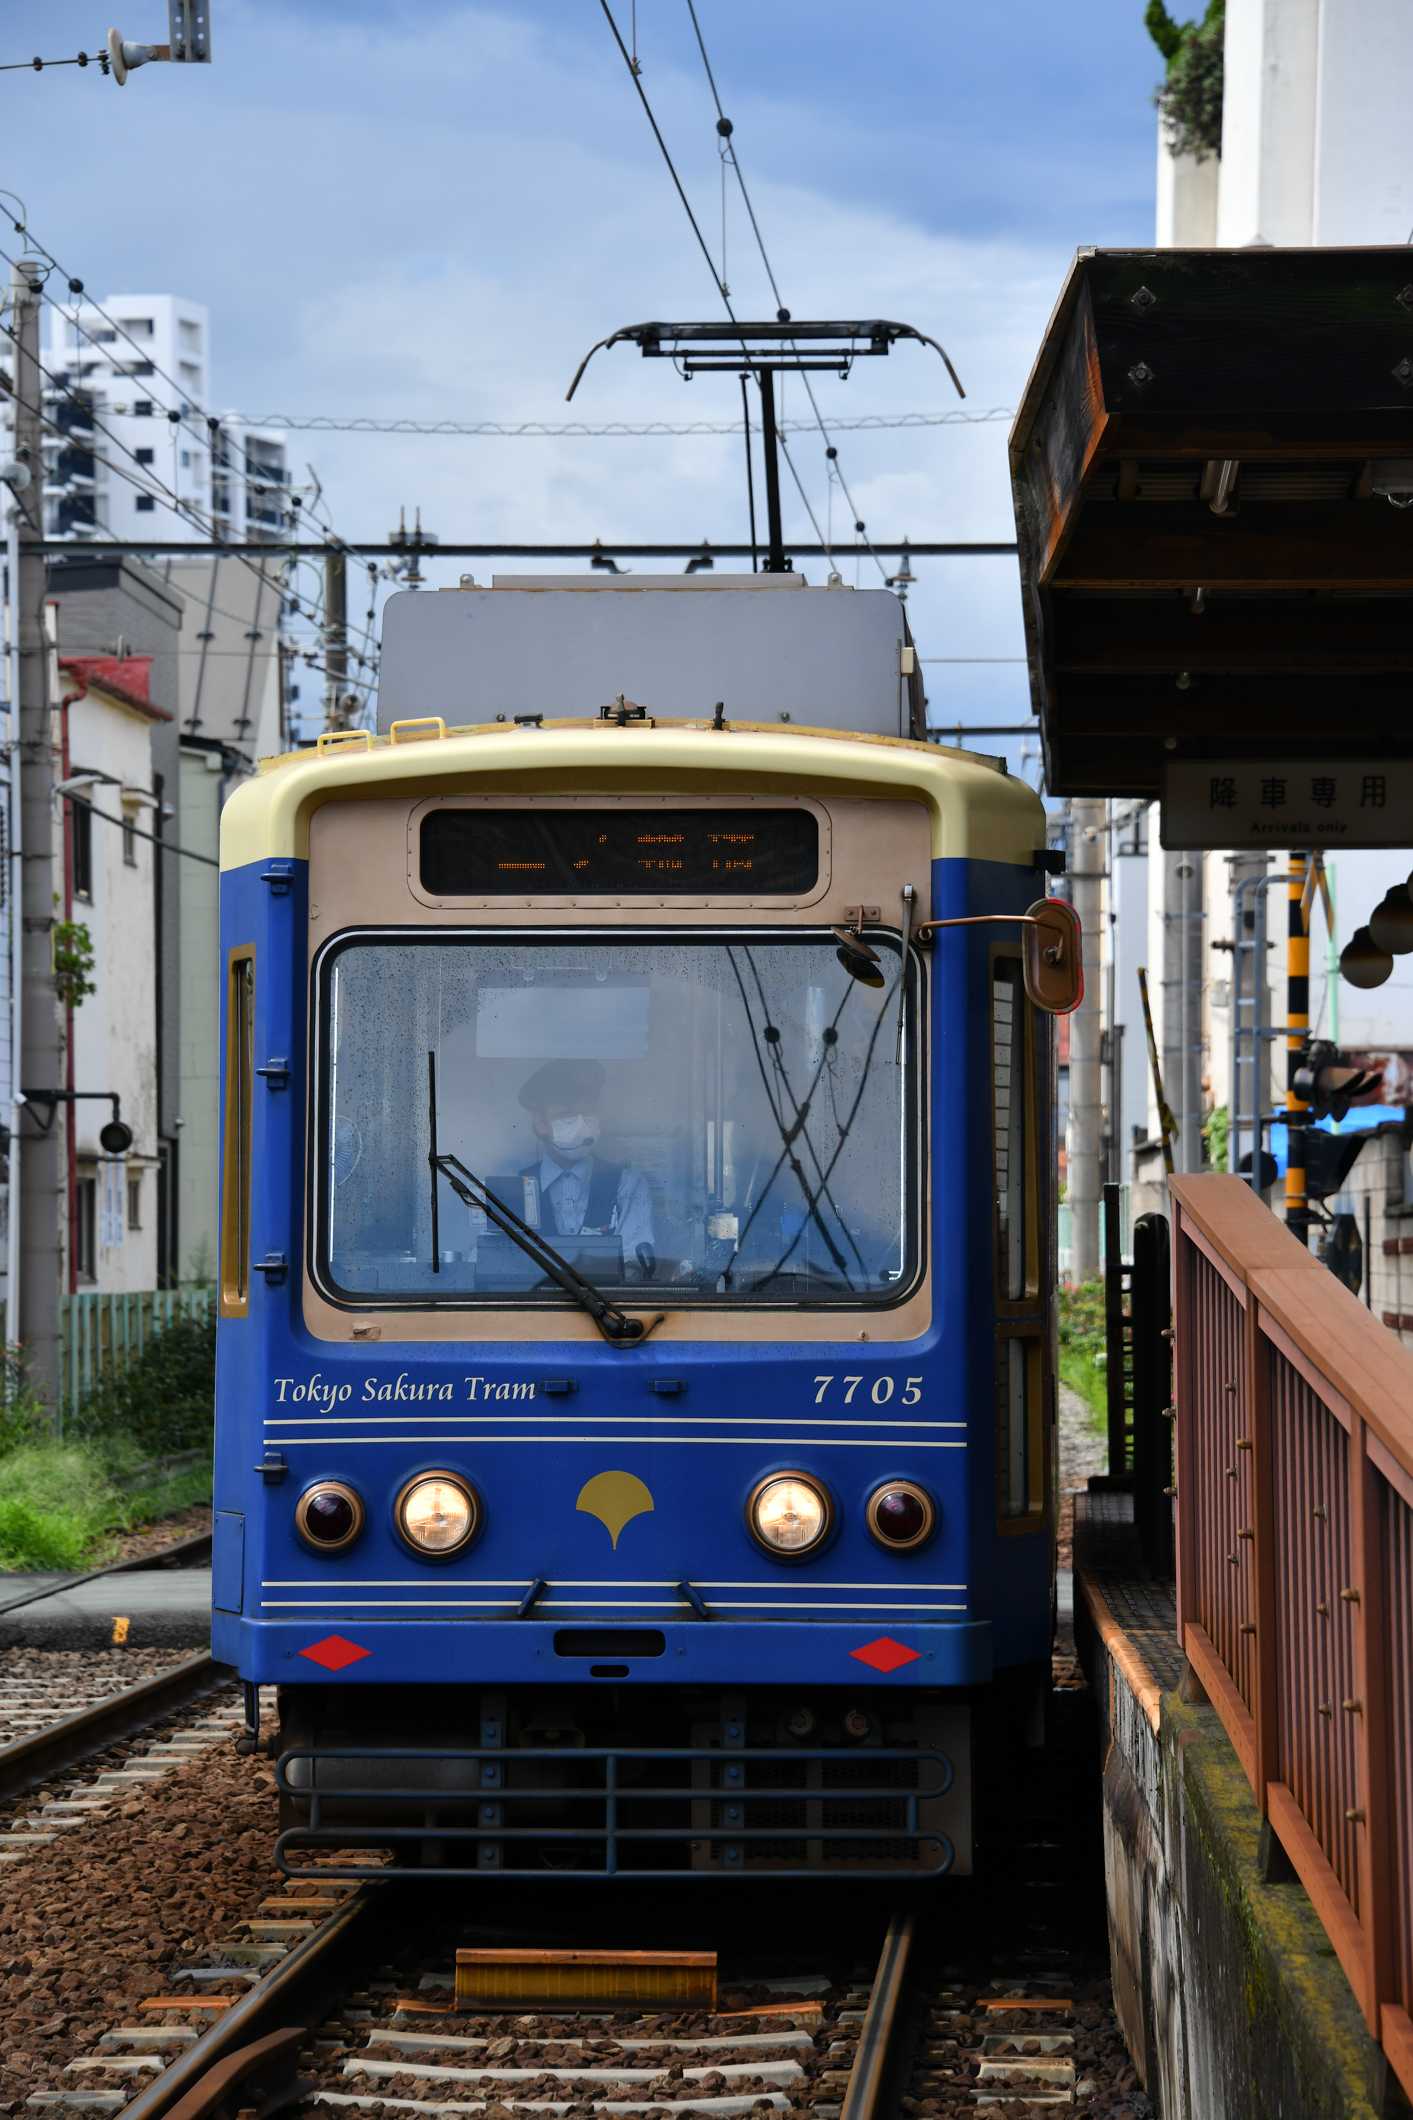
549,1114,598,1156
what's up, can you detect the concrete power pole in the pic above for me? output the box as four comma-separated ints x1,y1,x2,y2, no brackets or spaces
11,257,64,1406
1068,797,1105,1280
323,544,351,731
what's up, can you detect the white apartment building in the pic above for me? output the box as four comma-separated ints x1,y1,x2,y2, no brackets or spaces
1113,0,1413,1227
36,293,289,548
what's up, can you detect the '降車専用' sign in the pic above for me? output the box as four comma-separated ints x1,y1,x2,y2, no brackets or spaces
1161,761,1413,849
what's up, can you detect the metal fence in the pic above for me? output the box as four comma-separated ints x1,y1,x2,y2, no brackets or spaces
1171,1175,1413,2104
59,1286,214,1423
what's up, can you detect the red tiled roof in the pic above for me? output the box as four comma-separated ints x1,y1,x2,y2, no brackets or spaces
59,655,171,722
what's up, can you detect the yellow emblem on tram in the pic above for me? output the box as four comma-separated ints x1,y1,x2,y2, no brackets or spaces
576,1470,655,1550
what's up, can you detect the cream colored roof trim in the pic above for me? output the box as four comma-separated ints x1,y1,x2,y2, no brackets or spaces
221,720,1042,871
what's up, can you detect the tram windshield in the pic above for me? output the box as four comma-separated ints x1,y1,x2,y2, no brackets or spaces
315,932,917,1309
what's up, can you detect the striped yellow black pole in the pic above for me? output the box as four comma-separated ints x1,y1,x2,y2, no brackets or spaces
1285,851,1310,1243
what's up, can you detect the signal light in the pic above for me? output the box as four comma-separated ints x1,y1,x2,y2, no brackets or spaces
1369,885,1413,956
1291,1041,1383,1123
1340,927,1394,989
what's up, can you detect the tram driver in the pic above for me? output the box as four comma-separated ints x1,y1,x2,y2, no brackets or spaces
516,1057,656,1283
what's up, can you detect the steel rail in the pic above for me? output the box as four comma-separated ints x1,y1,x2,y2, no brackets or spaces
116,1886,379,2120
0,1648,222,1801
0,1527,212,1620
840,1911,916,2120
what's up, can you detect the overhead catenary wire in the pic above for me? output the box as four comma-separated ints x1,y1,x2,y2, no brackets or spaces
204,407,1014,437
680,0,959,584
59,789,218,868
595,0,839,567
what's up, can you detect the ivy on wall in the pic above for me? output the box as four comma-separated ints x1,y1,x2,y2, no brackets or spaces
52,920,96,1008
1145,0,1225,162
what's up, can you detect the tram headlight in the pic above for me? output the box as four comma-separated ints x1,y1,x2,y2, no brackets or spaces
295,1481,365,1554
747,1472,832,1558
395,1472,479,1558
865,1480,936,1552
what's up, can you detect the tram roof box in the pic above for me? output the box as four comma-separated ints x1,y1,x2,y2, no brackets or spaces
376,576,926,739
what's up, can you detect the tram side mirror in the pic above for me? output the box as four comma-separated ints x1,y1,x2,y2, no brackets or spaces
1023,898,1084,1015
833,926,886,989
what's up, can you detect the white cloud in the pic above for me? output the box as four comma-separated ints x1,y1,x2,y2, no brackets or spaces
4,0,1106,744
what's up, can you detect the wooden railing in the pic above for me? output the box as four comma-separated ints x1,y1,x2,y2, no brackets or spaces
1171,1176,1413,2104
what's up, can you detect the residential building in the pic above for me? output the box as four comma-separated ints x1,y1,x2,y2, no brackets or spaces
33,554,285,1294
25,293,288,548
57,654,167,1293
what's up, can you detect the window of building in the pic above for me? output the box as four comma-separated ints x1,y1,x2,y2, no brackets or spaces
122,814,138,866
180,449,191,468
124,317,154,337
71,798,93,900
135,446,155,466
95,329,117,345
135,494,155,513
133,400,153,418
127,1174,142,1229
127,361,154,378
75,1176,97,1283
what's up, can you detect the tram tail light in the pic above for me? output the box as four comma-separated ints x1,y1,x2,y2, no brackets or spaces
865,1481,936,1551
295,1481,365,1553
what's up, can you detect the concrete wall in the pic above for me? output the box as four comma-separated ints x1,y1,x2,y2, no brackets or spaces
1080,1585,1397,2119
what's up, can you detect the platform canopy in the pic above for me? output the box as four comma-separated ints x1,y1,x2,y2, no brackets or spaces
1010,246,1413,798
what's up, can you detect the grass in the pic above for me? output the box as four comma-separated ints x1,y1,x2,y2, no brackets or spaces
0,1311,214,1572
0,1440,212,1571
1059,1277,1110,1433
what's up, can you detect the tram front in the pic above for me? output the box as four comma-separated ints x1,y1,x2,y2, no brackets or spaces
212,711,1071,1879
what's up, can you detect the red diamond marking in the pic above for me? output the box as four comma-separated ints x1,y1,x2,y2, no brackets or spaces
299,1634,371,1672
849,1636,920,1675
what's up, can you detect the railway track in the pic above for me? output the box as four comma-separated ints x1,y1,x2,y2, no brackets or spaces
0,1529,227,1853
31,1894,1101,2120
0,1528,213,1623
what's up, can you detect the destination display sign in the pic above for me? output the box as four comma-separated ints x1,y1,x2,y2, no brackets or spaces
1161,760,1413,850
420,807,820,896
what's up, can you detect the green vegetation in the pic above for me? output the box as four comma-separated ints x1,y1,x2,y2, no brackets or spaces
0,1312,214,1571
69,1310,216,1457
1204,1102,1230,1171
1059,1277,1109,1432
1145,0,1225,160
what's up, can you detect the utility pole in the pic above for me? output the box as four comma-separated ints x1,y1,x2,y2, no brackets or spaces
754,369,787,574
323,543,350,731
1067,797,1105,1280
1284,851,1310,1244
11,256,64,1407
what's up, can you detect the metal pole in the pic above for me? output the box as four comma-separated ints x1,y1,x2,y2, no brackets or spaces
1067,798,1105,1279
755,370,787,574
3,411,22,1353
323,545,349,729
1284,852,1310,1243
12,256,64,1407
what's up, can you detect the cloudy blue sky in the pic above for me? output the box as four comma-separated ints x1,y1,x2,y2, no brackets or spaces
4,1,1164,760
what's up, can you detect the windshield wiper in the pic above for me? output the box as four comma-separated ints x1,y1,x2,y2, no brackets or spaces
433,1147,664,1347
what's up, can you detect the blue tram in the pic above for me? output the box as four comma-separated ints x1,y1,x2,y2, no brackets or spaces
212,577,1079,1879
